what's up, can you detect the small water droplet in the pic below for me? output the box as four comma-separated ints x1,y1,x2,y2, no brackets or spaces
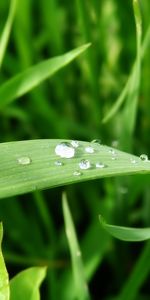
73,170,82,176
96,162,108,168
111,156,117,160
54,160,64,166
85,146,94,153
91,139,101,144
111,140,119,148
17,156,31,165
71,140,79,148
55,142,75,158
130,158,137,164
79,159,91,170
140,154,148,161
109,148,116,155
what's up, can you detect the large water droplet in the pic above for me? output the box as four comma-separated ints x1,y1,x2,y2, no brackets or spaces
71,140,79,148
17,156,31,165
85,146,94,153
79,159,91,170
140,154,148,161
96,162,108,168
54,160,64,166
55,142,75,158
73,170,82,176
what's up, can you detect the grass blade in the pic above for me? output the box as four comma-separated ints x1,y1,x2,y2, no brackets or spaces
99,216,150,242
0,223,10,300
62,193,90,300
10,267,46,300
0,43,90,110
0,139,150,199
118,242,150,300
0,0,18,68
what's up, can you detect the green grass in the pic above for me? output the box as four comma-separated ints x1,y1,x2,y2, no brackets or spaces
0,0,150,299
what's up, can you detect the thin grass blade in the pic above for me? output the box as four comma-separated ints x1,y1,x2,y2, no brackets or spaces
0,0,18,68
0,43,90,110
0,223,10,300
62,193,90,300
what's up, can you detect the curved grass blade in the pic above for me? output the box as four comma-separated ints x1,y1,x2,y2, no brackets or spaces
0,223,10,300
0,0,18,68
10,267,46,300
99,216,150,242
0,139,150,199
0,43,90,110
62,193,90,300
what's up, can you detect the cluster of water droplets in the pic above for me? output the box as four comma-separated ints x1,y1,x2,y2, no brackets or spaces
54,140,109,176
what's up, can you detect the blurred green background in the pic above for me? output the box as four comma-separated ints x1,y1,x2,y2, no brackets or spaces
0,0,150,299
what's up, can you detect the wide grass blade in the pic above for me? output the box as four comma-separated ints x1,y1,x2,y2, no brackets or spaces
10,267,46,300
0,139,150,199
0,223,10,300
62,193,90,300
99,216,150,241
0,43,90,110
0,0,18,68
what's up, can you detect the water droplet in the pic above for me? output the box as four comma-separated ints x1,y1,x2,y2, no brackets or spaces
130,158,137,164
73,170,82,176
85,146,94,153
55,142,75,158
79,159,91,170
111,140,119,148
96,162,108,168
91,139,101,144
54,160,64,166
109,148,116,155
140,154,148,161
17,156,31,165
71,140,79,148
111,156,117,160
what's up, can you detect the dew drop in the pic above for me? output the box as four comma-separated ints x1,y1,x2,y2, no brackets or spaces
96,162,108,168
79,159,91,170
130,158,137,164
73,170,82,176
71,140,79,148
108,148,116,155
140,154,148,161
55,142,75,158
17,156,31,165
85,146,94,153
54,160,64,166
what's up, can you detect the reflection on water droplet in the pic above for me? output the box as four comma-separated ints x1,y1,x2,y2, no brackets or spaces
54,160,64,166
79,159,91,170
55,142,75,158
96,162,108,168
71,140,79,148
73,170,82,176
85,146,94,153
17,156,31,165
140,154,148,161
